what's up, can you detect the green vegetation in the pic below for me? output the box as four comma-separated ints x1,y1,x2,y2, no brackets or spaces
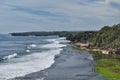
66,33,74,41
11,31,68,37
91,24,120,49
67,23,120,53
70,24,120,80
72,45,120,80
93,53,120,80
12,23,120,80
66,31,97,42
11,31,78,37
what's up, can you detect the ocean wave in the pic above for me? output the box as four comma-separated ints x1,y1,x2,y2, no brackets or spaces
26,49,30,53
29,44,37,48
26,44,37,49
42,43,67,49
0,47,63,79
41,37,67,49
2,53,18,60
0,37,67,79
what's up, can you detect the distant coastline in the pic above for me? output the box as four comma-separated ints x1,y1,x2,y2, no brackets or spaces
10,31,79,37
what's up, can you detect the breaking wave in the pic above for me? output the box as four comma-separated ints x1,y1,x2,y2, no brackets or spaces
2,53,18,60
0,37,67,80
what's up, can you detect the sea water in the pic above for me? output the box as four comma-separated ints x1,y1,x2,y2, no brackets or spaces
0,34,68,80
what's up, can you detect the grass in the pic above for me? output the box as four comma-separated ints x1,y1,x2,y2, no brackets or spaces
93,53,120,80
72,45,120,80
95,59,120,80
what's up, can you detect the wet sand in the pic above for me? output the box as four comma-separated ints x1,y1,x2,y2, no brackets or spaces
44,46,103,80
11,46,103,80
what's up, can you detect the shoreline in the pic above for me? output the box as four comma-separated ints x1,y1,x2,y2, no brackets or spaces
44,45,103,80
75,42,120,55
73,44,120,80
11,45,103,80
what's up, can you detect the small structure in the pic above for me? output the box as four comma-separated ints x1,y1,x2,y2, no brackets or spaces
75,43,89,48
101,50,109,54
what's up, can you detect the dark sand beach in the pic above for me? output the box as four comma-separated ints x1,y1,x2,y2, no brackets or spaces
12,45,103,80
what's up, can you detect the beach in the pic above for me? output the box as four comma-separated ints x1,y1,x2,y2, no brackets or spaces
12,45,103,80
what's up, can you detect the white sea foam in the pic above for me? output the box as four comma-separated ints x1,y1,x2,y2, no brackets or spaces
41,43,66,49
56,37,71,43
45,37,66,43
29,44,37,48
0,49,63,79
41,37,67,49
45,38,56,42
3,53,18,60
26,49,30,53
58,39,71,43
27,44,37,50
0,37,66,79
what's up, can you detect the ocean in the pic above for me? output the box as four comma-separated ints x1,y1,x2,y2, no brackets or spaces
0,34,68,80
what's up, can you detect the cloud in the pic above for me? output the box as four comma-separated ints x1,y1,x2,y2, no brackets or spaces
0,0,119,33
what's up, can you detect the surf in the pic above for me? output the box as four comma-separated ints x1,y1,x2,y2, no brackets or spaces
0,37,67,79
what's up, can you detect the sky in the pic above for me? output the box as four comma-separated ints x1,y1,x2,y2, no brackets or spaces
0,0,120,33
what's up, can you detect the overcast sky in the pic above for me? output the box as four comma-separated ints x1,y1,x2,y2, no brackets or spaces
0,0,120,33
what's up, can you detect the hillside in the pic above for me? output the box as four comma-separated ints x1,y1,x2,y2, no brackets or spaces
91,24,120,49
66,23,120,52
66,31,97,42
